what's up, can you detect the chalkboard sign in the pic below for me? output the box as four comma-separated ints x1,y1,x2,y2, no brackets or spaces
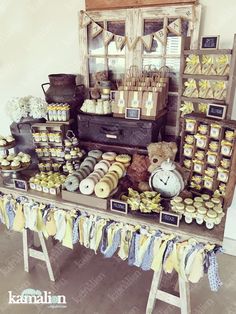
160,211,180,227
110,199,128,214
207,104,226,119
200,36,219,50
13,179,28,191
125,107,141,120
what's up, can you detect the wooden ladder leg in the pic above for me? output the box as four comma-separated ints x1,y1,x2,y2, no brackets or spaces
38,231,56,282
22,229,29,272
146,270,163,314
178,275,191,314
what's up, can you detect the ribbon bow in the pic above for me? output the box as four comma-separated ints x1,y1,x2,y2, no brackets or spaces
199,80,210,89
186,54,200,65
180,101,194,116
216,55,229,65
198,103,208,113
184,79,197,88
202,55,214,64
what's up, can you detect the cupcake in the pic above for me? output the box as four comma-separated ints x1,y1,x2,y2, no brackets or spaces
6,136,15,146
21,156,31,167
0,139,7,147
38,163,46,172
11,160,21,170
1,160,11,170
7,153,16,162
14,156,22,162
52,163,60,172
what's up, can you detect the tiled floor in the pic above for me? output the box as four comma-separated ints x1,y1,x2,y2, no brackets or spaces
0,225,235,314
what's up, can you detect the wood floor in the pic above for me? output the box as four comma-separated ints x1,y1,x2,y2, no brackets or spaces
0,225,235,314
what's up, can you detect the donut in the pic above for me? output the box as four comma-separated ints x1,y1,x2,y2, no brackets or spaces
95,180,112,198
103,173,118,190
88,172,101,182
94,161,109,173
80,166,92,176
64,175,80,192
99,159,110,168
102,152,117,161
108,170,119,182
84,156,97,166
124,162,131,168
77,168,88,179
111,162,125,173
71,171,84,182
115,154,131,164
88,150,103,160
79,177,96,195
80,160,94,171
93,169,106,178
88,173,100,184
109,163,124,179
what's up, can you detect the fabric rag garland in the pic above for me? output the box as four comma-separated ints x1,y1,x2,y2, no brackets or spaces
80,10,185,50
0,193,223,292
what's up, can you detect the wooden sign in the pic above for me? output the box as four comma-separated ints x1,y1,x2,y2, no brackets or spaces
207,104,227,120
110,199,128,214
160,211,180,227
86,0,197,10
125,108,141,120
13,179,28,191
200,36,219,50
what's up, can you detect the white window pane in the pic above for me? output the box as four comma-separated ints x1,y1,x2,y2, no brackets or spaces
166,58,180,92
166,36,181,56
107,21,126,55
143,19,164,56
89,58,106,87
108,58,125,84
88,22,105,55
142,58,163,70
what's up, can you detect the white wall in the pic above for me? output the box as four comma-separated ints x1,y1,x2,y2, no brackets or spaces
0,0,236,240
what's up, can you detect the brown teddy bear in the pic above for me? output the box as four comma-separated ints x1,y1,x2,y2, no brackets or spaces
147,141,178,173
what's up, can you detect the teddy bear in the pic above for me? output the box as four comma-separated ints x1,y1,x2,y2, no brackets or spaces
126,142,178,192
147,141,178,173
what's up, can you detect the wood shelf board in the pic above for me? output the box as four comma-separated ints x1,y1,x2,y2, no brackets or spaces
184,49,232,55
0,180,224,245
182,74,229,81
180,96,225,105
183,113,236,128
32,119,74,128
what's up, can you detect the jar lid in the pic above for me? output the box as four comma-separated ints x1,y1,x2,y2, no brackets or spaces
197,207,207,215
176,203,185,211
207,210,217,218
173,196,183,203
214,206,223,214
194,197,203,202
193,202,202,208
184,198,194,205
202,194,210,201
205,201,214,209
211,197,221,205
186,205,195,213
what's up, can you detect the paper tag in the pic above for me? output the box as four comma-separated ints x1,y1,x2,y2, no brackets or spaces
145,92,154,116
131,92,139,108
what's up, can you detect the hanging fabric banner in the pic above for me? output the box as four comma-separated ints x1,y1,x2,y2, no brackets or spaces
141,34,153,51
126,36,139,50
167,18,182,36
91,22,103,38
80,11,92,28
103,30,114,46
114,35,126,50
154,28,167,46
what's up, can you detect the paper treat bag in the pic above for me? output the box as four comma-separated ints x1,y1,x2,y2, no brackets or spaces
112,90,129,117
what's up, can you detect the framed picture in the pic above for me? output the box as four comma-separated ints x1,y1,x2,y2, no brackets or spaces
125,107,141,120
207,104,227,120
13,179,28,191
200,36,219,50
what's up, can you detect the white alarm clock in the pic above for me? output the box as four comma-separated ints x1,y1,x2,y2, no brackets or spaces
149,159,185,198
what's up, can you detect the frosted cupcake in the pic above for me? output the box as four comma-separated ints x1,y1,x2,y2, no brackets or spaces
7,153,16,161
21,155,31,167
6,136,15,146
11,160,21,170
1,160,11,170
0,139,7,147
14,156,22,162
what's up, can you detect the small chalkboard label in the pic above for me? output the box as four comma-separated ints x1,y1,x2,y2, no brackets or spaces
110,199,128,214
160,211,180,227
200,36,219,50
207,104,226,120
125,107,141,120
13,179,28,191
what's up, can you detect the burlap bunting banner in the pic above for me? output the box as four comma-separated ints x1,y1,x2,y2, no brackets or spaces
154,28,167,46
126,36,139,50
141,34,153,51
80,12,91,28
91,21,103,38
114,35,126,50
103,30,114,45
167,18,182,36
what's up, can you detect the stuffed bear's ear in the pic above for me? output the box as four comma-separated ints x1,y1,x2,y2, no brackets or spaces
168,142,178,155
147,143,160,155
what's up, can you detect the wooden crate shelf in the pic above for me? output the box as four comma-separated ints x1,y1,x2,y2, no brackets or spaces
182,74,229,81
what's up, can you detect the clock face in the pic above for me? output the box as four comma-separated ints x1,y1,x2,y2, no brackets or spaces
150,169,182,198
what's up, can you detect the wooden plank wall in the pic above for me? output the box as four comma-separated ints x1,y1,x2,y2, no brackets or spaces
86,0,196,10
